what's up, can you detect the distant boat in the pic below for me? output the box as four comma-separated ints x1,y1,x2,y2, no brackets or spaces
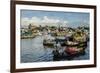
37,31,42,36
21,35,35,39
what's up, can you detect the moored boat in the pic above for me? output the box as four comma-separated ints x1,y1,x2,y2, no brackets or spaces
64,41,87,47
65,46,85,55
43,39,56,47
55,36,66,43
65,41,79,47
21,35,36,39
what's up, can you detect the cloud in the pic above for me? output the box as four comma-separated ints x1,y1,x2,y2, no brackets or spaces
21,17,30,28
42,16,60,23
21,16,68,28
21,17,41,28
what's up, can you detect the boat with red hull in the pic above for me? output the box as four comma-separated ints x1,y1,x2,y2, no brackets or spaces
65,47,85,55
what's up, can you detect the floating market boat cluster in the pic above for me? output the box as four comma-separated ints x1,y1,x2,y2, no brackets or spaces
21,24,89,60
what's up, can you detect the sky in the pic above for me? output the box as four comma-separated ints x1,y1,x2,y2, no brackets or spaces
21,10,90,28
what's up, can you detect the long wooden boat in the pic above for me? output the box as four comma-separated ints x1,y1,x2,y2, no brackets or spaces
61,40,87,47
65,41,79,46
21,35,35,39
43,39,56,47
43,42,54,46
65,46,85,55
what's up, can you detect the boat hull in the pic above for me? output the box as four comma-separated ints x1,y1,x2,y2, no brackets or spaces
65,47,85,56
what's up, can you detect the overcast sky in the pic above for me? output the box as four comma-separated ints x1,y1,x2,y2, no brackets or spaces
21,10,90,28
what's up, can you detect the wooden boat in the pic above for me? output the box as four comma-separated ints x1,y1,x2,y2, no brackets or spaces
65,47,85,55
21,35,35,39
43,39,56,47
43,42,54,46
55,36,67,44
78,41,87,47
61,39,87,47
65,41,79,47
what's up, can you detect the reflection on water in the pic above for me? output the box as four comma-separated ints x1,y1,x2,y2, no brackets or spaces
21,35,89,63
